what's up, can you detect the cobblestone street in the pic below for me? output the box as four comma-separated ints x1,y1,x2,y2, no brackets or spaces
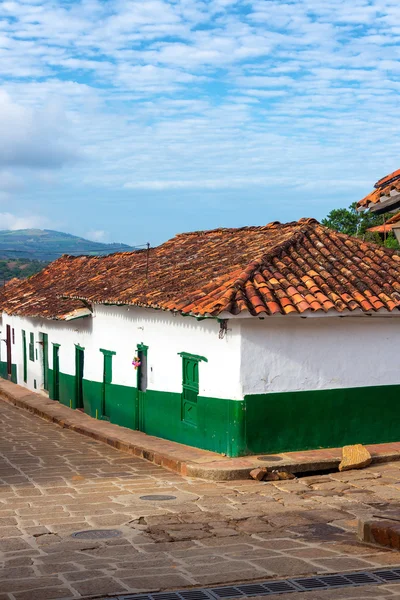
1,401,400,599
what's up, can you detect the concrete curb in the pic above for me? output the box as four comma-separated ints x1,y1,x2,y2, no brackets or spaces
2,378,400,481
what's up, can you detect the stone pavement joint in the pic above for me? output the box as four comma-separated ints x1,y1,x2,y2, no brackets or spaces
1,379,400,480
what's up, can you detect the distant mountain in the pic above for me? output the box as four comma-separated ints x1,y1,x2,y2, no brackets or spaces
0,229,135,262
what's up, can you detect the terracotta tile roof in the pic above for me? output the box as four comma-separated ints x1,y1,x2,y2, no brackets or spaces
357,169,400,210
368,211,400,233
4,218,400,319
0,258,90,320
58,218,400,317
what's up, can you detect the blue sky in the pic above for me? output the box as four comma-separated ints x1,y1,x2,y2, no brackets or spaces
1,0,400,246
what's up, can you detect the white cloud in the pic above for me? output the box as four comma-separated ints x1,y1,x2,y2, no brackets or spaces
1,0,400,235
0,91,79,168
0,212,49,230
85,229,107,242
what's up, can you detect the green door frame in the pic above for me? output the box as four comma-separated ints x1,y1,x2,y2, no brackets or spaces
22,330,27,383
100,349,115,420
41,333,49,391
136,344,148,431
75,345,85,409
52,344,60,401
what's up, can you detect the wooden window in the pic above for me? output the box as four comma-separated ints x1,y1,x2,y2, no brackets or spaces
12,329,15,344
29,333,35,362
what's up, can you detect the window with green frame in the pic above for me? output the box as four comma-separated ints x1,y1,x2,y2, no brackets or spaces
29,333,35,362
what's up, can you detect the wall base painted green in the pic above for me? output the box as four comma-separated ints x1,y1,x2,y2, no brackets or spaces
59,372,77,409
141,389,245,456
82,379,135,427
80,379,244,455
0,362,17,384
4,363,400,457
245,384,400,454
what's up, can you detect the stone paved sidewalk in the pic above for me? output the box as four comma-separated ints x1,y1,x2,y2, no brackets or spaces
1,399,400,599
2,379,400,481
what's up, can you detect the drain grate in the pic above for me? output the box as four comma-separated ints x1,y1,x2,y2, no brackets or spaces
374,569,400,581
264,581,298,594
210,587,243,598
106,567,400,600
71,529,122,539
139,494,177,501
292,577,328,590
236,584,270,596
346,572,381,584
317,575,352,588
179,592,212,600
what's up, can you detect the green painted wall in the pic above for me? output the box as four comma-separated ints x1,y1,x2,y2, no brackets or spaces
0,362,8,379
245,384,400,454
0,362,17,383
48,368,54,400
82,378,102,418
58,372,76,409
140,389,245,456
82,378,136,427
81,378,244,455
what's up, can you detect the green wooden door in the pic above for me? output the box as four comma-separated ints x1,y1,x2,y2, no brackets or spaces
136,346,148,431
102,353,113,420
182,357,199,426
6,325,11,377
42,333,49,391
75,347,84,409
53,345,60,401
22,331,27,383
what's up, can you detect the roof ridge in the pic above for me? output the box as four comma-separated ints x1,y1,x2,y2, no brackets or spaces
169,218,320,241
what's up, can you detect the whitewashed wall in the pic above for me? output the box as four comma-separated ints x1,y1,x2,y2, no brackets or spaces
6,306,399,402
0,313,92,392
240,315,400,395
0,306,243,400
88,306,242,400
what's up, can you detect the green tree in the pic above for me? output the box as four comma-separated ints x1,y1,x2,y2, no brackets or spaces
322,202,384,236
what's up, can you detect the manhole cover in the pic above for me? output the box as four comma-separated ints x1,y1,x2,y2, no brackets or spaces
257,455,283,462
139,494,177,501
71,529,122,539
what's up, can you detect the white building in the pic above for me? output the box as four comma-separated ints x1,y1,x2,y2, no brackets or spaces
2,218,400,457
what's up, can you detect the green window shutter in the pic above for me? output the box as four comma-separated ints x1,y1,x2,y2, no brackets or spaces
29,333,35,362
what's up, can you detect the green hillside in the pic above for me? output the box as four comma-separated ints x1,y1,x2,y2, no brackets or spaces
0,258,47,284
0,229,134,262
0,229,135,282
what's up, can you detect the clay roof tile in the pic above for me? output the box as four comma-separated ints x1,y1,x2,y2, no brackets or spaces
3,219,400,319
